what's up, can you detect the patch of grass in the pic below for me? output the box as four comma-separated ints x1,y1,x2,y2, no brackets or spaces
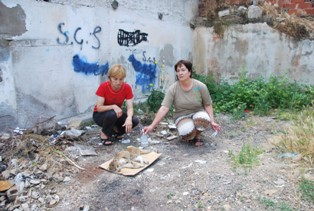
272,106,314,166
277,202,295,211
228,143,263,169
197,200,204,209
260,197,276,209
299,177,314,203
167,192,174,199
260,197,296,211
274,109,298,121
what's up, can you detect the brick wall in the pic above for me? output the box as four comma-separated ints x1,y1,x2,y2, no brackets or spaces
266,0,314,15
198,0,314,17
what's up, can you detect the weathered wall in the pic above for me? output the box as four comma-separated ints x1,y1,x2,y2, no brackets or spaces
1,0,313,132
193,23,314,83
0,0,198,130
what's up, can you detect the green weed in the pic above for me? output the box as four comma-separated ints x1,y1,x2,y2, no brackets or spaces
228,143,263,169
272,106,314,166
167,192,174,199
260,197,296,211
299,177,314,203
147,88,165,113
194,73,314,117
260,197,276,209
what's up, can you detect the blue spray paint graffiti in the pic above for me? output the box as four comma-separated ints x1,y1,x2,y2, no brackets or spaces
128,54,157,93
72,54,109,76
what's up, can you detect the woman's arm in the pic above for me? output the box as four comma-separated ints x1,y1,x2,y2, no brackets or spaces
204,104,221,131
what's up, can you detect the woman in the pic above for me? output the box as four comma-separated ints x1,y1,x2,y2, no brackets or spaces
93,64,139,145
143,60,221,146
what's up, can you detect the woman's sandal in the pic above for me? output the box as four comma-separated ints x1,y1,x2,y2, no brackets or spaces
194,138,204,147
113,134,123,140
101,138,113,146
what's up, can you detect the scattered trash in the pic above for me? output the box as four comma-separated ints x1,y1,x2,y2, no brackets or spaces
166,135,178,141
0,180,14,192
182,192,189,196
181,163,193,169
278,152,299,159
168,124,176,130
49,133,59,145
60,128,84,138
121,139,131,144
0,161,8,172
210,130,218,138
76,145,97,156
6,186,19,202
0,133,10,140
80,205,90,211
140,131,149,148
13,127,26,135
195,160,207,164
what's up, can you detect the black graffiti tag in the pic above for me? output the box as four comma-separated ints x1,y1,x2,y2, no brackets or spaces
91,26,101,49
56,23,101,50
117,29,148,47
142,51,156,64
56,23,69,44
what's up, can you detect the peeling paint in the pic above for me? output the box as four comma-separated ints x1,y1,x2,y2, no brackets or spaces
159,44,174,66
0,2,27,36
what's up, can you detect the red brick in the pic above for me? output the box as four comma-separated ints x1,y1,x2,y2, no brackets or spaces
281,3,290,8
304,9,314,15
288,8,304,15
288,3,298,9
297,2,313,9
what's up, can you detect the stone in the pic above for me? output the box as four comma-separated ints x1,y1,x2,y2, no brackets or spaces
218,9,230,17
6,186,19,202
248,5,262,20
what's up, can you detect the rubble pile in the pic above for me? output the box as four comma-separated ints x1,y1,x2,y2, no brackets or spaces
0,123,89,211
0,117,179,210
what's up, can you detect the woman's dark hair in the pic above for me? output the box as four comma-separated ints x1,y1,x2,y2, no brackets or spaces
174,60,193,78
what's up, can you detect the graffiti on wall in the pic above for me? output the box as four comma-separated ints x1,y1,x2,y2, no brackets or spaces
142,51,156,64
117,29,148,47
128,54,157,92
56,23,102,50
72,54,109,76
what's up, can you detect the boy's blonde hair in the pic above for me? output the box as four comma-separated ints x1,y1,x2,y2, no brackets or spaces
108,64,126,78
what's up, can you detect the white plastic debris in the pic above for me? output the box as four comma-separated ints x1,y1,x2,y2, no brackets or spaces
210,130,218,138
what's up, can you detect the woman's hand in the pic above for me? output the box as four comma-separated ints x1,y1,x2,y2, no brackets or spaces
123,117,133,133
112,105,123,118
210,122,221,132
143,125,154,134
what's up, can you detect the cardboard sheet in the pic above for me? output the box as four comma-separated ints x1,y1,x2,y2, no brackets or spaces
99,151,162,176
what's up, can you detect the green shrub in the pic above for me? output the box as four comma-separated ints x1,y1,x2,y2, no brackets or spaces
147,89,165,113
194,73,314,116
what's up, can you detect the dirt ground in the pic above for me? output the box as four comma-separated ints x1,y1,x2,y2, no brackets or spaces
1,113,313,211
46,113,312,211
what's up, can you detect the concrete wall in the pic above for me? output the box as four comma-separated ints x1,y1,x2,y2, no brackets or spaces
193,23,314,84
0,0,198,130
1,0,313,132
